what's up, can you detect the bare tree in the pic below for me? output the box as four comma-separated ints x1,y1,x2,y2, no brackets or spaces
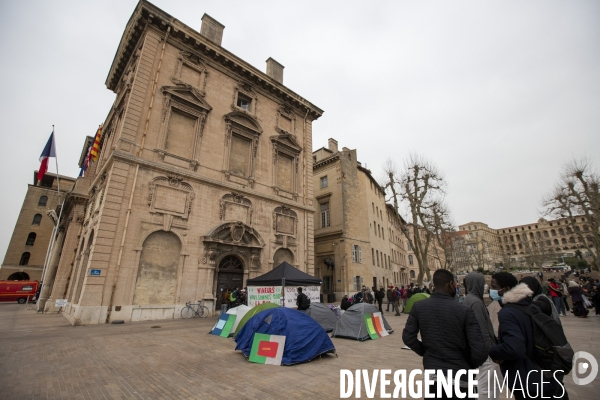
542,157,600,270
383,155,451,285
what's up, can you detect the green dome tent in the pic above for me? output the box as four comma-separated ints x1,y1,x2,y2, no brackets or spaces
233,302,279,336
403,293,430,313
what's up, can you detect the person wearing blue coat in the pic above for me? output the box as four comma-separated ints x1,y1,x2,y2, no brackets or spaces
488,273,567,399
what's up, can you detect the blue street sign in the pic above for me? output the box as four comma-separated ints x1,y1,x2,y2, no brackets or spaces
90,269,101,276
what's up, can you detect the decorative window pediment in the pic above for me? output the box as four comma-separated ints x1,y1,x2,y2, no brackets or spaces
271,134,301,200
158,86,212,170
171,51,208,95
222,112,262,187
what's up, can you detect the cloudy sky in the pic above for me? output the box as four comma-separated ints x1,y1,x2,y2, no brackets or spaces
0,0,599,259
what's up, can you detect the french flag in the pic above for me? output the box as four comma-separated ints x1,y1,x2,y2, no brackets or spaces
37,132,57,181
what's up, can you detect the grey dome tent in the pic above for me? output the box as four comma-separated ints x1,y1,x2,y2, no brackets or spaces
246,261,322,287
331,303,393,341
300,302,338,332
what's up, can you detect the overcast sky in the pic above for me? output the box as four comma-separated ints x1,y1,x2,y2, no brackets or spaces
1,0,599,259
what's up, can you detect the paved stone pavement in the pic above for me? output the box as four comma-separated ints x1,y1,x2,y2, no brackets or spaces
0,303,598,400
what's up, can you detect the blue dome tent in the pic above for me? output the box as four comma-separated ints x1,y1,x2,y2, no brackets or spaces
235,307,335,365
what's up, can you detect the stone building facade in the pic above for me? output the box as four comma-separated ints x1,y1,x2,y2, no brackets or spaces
453,222,504,272
1,172,75,281
44,1,322,324
456,218,597,269
312,139,411,299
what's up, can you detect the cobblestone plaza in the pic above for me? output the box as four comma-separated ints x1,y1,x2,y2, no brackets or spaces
1,303,598,400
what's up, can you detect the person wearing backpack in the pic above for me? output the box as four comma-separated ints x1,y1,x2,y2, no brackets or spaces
489,272,570,399
296,287,311,310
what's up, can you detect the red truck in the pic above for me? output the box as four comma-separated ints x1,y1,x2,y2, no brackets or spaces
0,280,39,304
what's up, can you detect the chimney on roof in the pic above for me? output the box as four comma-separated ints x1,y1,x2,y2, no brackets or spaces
266,57,284,84
200,14,225,46
328,138,338,153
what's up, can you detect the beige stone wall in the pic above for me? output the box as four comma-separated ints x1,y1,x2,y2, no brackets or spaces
51,2,321,324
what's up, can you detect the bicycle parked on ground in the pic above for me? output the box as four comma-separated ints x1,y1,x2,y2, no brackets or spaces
181,301,209,319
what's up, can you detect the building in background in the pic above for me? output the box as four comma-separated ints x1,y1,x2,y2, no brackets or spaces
313,139,411,300
1,172,76,281
455,218,596,270
453,222,504,272
42,0,322,324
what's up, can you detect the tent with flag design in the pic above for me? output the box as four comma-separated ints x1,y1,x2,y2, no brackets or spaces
210,313,237,337
235,307,335,365
331,303,393,341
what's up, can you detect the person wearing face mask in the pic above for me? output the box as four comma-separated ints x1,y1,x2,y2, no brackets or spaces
464,272,501,400
402,269,487,397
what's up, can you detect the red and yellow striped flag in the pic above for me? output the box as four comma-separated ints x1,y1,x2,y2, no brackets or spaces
89,125,103,162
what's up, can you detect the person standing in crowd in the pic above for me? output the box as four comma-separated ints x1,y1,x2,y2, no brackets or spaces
537,270,544,282
463,272,501,400
403,269,487,398
354,288,364,304
548,278,567,317
386,285,393,312
296,287,310,310
376,287,385,313
401,285,409,309
568,281,587,318
487,281,503,338
489,272,567,399
393,286,402,316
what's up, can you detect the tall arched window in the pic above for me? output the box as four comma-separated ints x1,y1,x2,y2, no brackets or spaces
32,214,42,225
38,196,48,206
410,270,416,279
25,233,36,246
19,252,30,266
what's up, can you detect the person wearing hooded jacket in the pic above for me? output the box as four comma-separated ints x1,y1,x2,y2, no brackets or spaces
488,272,567,399
519,276,562,324
464,272,501,400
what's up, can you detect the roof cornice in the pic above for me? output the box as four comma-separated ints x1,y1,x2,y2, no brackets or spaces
106,0,323,119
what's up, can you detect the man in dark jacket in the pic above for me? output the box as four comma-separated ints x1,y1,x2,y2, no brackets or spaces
464,272,500,400
296,287,309,310
386,286,393,311
403,269,487,396
488,272,566,399
375,287,385,313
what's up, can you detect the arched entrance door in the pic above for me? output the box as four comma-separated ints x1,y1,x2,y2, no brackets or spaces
216,256,244,292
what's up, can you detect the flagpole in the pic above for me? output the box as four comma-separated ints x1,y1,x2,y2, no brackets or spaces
38,126,65,312
39,126,57,288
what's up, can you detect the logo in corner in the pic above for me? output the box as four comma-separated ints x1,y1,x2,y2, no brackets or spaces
572,351,598,386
